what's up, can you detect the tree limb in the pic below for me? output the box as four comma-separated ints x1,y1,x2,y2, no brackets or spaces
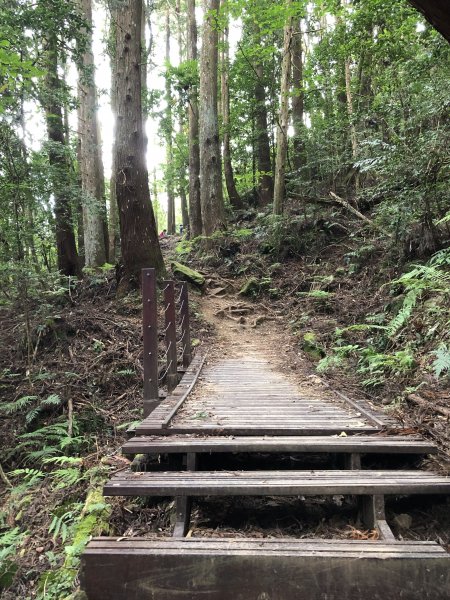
329,191,391,236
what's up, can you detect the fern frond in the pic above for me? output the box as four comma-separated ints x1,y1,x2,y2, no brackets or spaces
432,344,450,378
25,406,42,425
51,467,83,489
43,456,82,466
387,289,420,337
25,446,60,463
0,396,37,415
41,394,62,408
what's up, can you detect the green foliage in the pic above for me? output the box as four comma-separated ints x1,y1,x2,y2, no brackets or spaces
0,527,27,589
316,344,359,373
432,344,450,378
387,262,450,337
357,348,415,387
0,396,37,415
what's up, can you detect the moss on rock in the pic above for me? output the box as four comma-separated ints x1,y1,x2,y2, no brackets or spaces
170,261,205,287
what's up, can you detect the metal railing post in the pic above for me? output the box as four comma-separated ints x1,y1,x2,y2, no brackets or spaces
163,280,179,392
179,282,192,368
142,268,159,417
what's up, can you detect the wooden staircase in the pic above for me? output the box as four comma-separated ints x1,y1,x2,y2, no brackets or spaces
81,426,450,599
80,270,450,599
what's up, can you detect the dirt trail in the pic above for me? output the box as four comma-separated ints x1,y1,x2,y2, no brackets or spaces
177,291,388,426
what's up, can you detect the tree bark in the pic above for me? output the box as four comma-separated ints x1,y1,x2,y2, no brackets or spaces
273,3,294,215
220,2,243,210
43,33,81,277
113,0,165,291
165,8,176,235
253,24,273,206
187,0,202,237
109,55,119,262
176,0,190,232
77,0,107,267
291,19,304,173
345,58,357,159
199,0,225,236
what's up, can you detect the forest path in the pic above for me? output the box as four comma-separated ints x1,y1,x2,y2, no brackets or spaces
144,289,389,434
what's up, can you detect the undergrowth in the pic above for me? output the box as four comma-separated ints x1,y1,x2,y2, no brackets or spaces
0,272,143,599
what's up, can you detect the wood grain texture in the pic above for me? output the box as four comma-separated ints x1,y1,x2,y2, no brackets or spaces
104,469,450,497
123,434,437,455
81,537,450,600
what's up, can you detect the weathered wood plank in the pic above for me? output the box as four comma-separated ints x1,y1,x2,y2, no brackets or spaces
134,424,380,435
122,435,437,455
81,537,450,600
104,469,450,497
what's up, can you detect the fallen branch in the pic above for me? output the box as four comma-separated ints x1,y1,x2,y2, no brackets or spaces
408,393,450,418
329,191,390,236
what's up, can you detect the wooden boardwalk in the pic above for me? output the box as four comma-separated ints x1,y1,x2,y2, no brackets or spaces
135,352,389,435
81,271,450,599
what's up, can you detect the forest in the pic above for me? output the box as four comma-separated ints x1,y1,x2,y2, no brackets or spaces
0,0,449,598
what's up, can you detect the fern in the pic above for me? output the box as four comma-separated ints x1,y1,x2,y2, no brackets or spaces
0,395,37,415
387,289,420,337
25,406,42,425
430,248,450,267
8,468,45,492
25,446,60,464
43,456,82,467
432,344,450,378
316,354,343,373
51,468,83,489
41,394,62,408
0,527,27,584
48,506,82,542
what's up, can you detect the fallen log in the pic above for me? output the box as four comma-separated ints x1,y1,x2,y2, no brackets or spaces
408,393,450,418
329,191,392,237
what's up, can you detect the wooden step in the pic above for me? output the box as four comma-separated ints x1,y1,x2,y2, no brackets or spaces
104,469,450,497
81,537,450,600
133,423,381,435
122,434,437,455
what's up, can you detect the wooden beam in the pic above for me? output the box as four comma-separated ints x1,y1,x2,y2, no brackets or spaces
81,537,450,600
104,469,450,497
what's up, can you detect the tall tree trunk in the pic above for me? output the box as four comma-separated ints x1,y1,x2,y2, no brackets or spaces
43,34,81,277
113,0,165,291
187,0,202,237
77,0,107,267
176,0,190,232
273,4,294,215
199,0,225,235
152,168,159,232
165,9,176,235
345,59,357,159
109,57,119,262
253,24,273,206
291,19,304,172
220,2,243,210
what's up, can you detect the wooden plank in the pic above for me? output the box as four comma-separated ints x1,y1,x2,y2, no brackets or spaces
173,452,197,537
81,537,450,600
360,494,386,529
104,469,450,497
122,435,437,455
160,353,207,427
134,424,380,435
85,537,446,552
377,519,397,541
